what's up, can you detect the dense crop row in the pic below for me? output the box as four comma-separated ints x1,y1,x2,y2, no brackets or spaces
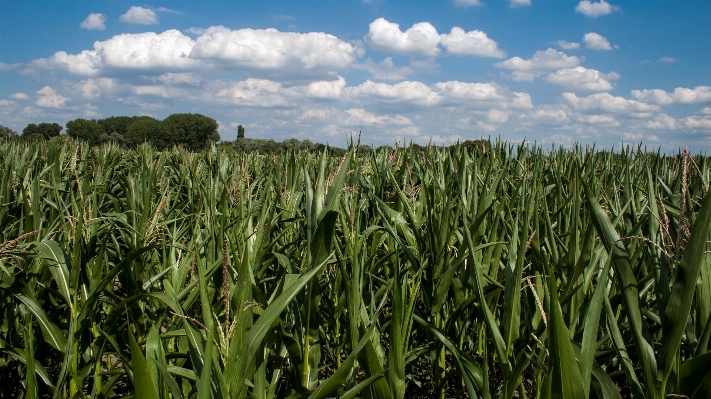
0,138,710,399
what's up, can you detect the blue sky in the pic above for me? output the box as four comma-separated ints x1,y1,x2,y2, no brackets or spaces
1,0,710,150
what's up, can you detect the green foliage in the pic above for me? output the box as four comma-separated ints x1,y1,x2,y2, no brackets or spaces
21,122,62,140
223,137,347,156
0,139,709,399
237,124,245,139
97,116,140,137
66,118,104,146
163,113,219,151
0,125,18,140
123,117,168,148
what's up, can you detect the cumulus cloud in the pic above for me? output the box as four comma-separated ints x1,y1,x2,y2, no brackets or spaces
683,117,711,130
453,0,483,7
74,78,117,99
346,80,440,106
645,114,677,130
9,93,30,100
352,58,415,80
439,27,505,58
155,73,202,86
209,78,291,108
659,57,679,63
563,92,659,117
364,18,440,57
341,108,413,127
496,48,581,81
556,40,581,50
435,81,507,105
631,86,711,105
120,6,159,25
80,13,106,30
546,67,619,92
575,0,619,18
510,0,531,7
304,76,347,99
525,105,570,125
27,27,360,81
192,26,361,75
35,86,70,108
583,32,613,50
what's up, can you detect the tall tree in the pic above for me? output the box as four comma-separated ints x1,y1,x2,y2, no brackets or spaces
0,125,18,140
66,118,104,146
237,125,245,140
124,117,168,148
163,113,220,151
22,122,63,140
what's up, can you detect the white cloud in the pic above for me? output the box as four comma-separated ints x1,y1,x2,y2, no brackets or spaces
346,80,440,106
80,13,106,30
575,114,618,125
0,62,21,72
510,0,531,7
496,48,581,80
631,86,711,105
435,81,505,102
487,109,510,123
575,0,619,18
659,57,679,63
453,0,483,7
526,106,570,124
341,108,413,127
75,78,116,98
645,114,677,130
546,67,619,92
683,117,711,130
563,92,659,117
511,92,534,109
35,86,69,108
583,32,613,50
439,27,505,58
209,78,291,108
120,6,159,25
30,30,198,76
9,93,30,100
29,27,361,81
305,76,347,99
156,73,202,86
701,106,711,115
352,58,415,80
556,40,581,50
100,30,197,70
364,18,440,57
191,26,361,76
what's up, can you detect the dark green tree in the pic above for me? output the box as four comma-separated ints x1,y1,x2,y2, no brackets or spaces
0,125,19,140
124,117,169,148
97,116,140,138
163,113,220,151
22,122,63,140
66,118,104,146
237,125,245,140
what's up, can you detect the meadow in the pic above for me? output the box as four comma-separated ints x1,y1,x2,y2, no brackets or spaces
0,138,710,399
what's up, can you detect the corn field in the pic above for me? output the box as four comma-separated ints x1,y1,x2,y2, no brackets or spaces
1,138,710,399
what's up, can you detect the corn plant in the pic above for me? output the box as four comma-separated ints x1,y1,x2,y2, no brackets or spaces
0,138,710,399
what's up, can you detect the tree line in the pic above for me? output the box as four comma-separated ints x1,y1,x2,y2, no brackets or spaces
0,113,221,152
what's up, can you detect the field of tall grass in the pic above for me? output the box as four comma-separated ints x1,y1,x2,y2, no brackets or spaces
0,138,709,399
